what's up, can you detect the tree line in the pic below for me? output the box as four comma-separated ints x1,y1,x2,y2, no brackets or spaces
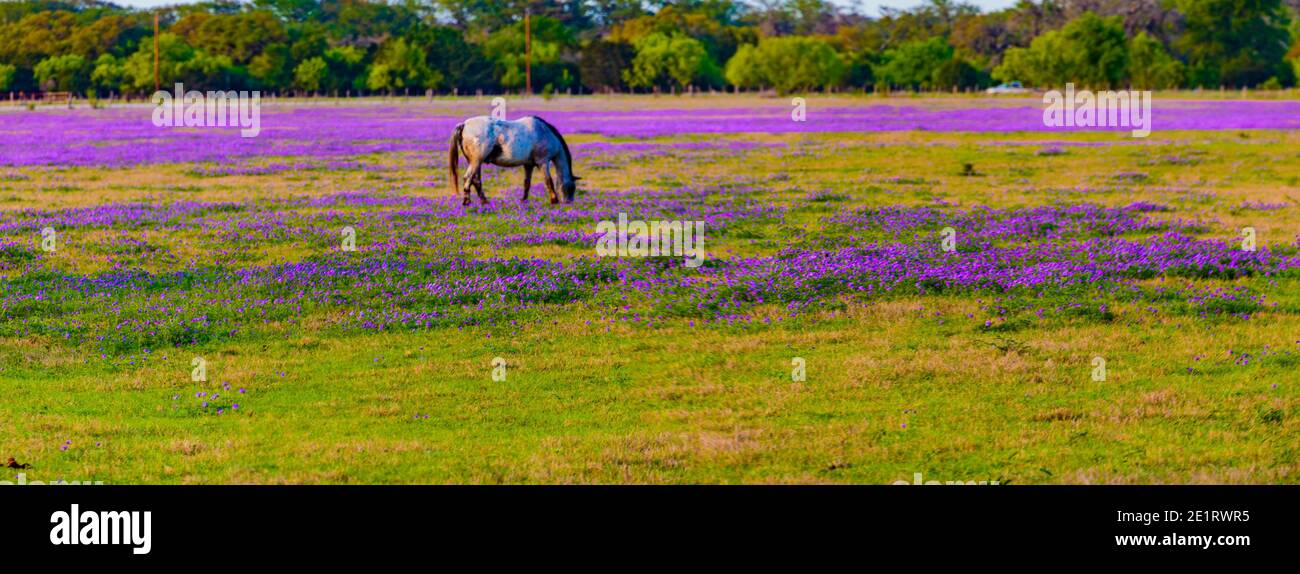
1,0,1298,97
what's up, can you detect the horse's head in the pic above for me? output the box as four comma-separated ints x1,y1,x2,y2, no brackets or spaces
562,180,576,203
535,116,578,204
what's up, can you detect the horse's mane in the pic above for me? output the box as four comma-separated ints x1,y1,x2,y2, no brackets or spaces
533,116,577,179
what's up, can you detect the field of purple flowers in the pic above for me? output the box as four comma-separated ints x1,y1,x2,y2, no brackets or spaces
1,96,1297,484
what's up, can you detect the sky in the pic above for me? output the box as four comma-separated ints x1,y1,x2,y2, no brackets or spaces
106,0,1023,16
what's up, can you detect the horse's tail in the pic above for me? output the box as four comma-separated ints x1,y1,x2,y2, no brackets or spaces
533,116,578,180
449,122,464,194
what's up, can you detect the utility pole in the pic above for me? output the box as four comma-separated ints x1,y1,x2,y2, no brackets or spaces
153,11,160,92
524,7,532,96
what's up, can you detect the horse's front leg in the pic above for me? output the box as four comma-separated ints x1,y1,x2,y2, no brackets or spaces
542,162,559,205
521,164,533,203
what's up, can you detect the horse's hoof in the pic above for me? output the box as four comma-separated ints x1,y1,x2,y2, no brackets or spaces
462,197,471,206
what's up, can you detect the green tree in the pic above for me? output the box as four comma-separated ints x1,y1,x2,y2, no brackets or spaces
1291,16,1300,78
930,56,987,90
121,33,236,94
0,63,15,91
90,53,125,94
0,11,80,70
366,64,394,93
1291,16,1300,84
1128,31,1183,89
580,39,635,92
248,42,291,91
293,56,327,92
33,53,88,92
67,15,145,61
766,36,845,93
841,49,879,90
252,0,325,22
725,36,845,93
323,46,366,93
874,37,953,90
625,32,718,90
1176,0,1294,87
412,25,494,93
723,42,763,89
366,37,441,93
610,4,753,69
993,12,1129,88
172,10,287,65
483,15,577,91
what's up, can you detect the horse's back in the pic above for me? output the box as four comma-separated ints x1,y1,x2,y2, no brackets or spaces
460,115,494,136
458,115,558,167
457,116,497,156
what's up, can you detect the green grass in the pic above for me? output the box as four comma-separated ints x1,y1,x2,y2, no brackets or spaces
1,100,1297,484
2,299,1294,484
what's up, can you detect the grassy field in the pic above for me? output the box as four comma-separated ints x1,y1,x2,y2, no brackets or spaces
1,96,1297,484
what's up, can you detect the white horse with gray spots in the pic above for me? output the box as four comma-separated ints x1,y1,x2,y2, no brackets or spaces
449,116,579,206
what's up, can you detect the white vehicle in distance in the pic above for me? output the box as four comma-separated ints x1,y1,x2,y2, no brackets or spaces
986,81,1029,94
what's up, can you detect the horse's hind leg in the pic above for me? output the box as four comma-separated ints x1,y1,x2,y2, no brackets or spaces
521,164,533,203
474,168,489,205
462,159,483,207
543,162,560,205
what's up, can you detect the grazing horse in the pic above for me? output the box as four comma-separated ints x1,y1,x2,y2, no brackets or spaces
449,116,579,206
